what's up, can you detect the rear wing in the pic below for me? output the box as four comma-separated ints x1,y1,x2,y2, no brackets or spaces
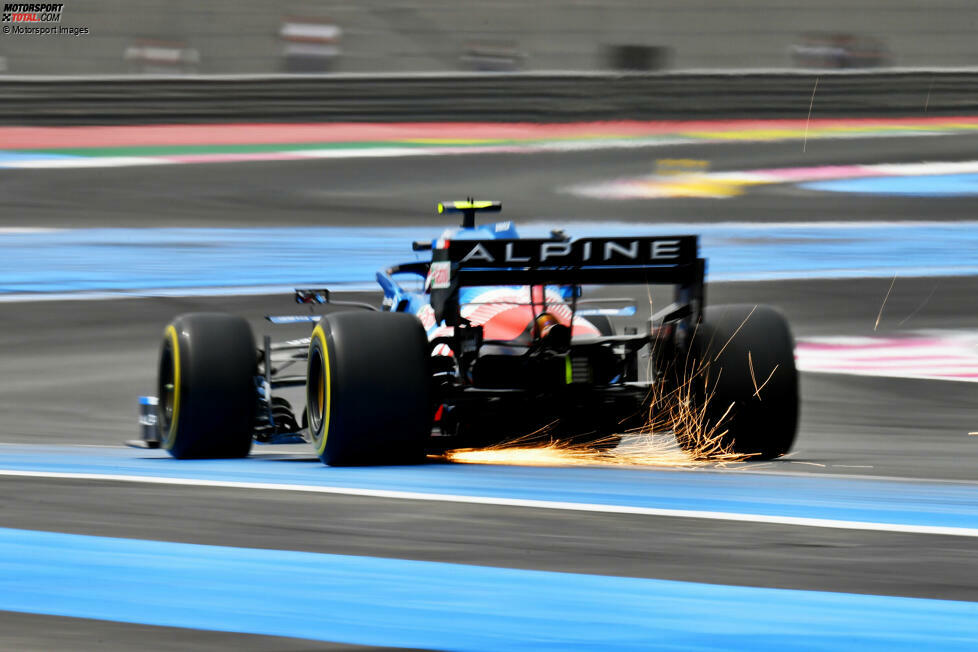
430,235,702,286
429,235,705,324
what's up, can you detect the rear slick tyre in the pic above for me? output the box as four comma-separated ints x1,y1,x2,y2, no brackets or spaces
158,312,257,459
681,304,798,460
307,311,431,466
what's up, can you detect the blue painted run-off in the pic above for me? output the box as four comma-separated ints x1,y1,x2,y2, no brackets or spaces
0,526,976,650
2,445,978,531
803,173,978,196
2,221,978,294
0,151,79,165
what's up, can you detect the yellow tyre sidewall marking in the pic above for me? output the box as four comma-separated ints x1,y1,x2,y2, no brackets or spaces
163,324,181,449
311,325,331,456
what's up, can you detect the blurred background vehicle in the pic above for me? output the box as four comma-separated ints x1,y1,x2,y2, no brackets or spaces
789,32,890,69
123,39,201,75
280,15,342,73
459,40,524,72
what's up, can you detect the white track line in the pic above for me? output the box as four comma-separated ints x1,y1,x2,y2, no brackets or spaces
1,469,975,538
3,157,172,169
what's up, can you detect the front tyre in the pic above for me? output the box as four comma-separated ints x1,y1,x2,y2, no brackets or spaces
307,311,431,466
158,313,257,459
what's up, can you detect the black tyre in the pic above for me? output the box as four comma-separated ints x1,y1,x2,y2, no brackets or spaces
158,313,257,459
678,304,798,460
307,311,431,466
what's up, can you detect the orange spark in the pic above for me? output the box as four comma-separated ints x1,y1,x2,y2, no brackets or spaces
875,275,897,332
446,331,754,468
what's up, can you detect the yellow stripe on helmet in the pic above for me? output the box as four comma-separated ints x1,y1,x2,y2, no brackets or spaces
437,200,501,213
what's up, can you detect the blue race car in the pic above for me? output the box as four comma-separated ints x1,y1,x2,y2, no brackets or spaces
145,201,798,465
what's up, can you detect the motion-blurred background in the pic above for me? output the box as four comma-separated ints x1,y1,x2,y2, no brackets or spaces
4,0,977,75
3,2,978,649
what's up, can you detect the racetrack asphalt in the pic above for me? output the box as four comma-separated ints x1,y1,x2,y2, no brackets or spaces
1,134,977,649
4,133,978,229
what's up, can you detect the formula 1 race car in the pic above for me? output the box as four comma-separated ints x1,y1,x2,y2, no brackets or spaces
142,201,798,465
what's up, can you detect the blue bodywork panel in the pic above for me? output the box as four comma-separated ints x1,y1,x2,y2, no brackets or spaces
377,221,521,319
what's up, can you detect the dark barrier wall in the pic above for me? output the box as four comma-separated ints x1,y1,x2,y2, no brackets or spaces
1,71,975,125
